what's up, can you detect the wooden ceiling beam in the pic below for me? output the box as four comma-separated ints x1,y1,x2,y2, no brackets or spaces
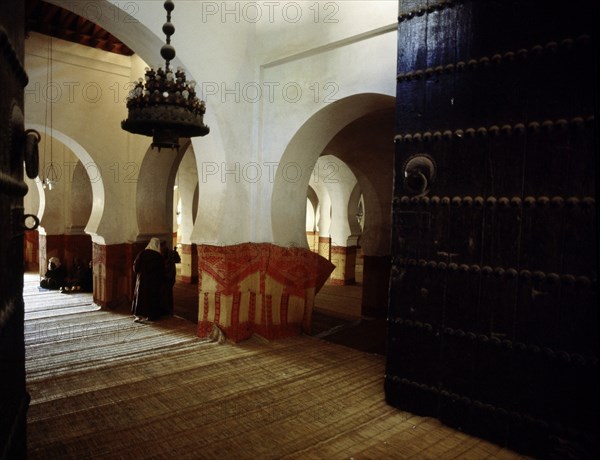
41,5,57,23
26,0,134,56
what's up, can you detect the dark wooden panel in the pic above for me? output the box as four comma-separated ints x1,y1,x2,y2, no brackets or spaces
1,3,29,458
387,1,597,457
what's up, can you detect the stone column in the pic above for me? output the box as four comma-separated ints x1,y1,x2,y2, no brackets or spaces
24,230,39,272
92,242,138,310
329,245,357,285
318,236,331,261
178,243,198,283
306,231,318,253
197,243,334,342
63,232,92,269
38,233,63,278
317,194,331,261
38,232,93,281
355,246,364,284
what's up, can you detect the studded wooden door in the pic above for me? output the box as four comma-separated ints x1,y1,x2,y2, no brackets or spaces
1,2,37,458
386,1,597,457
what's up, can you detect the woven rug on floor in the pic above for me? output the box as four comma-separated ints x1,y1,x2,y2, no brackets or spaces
23,273,528,460
25,285,101,320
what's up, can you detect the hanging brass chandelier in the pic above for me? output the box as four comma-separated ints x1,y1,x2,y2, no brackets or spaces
121,0,209,150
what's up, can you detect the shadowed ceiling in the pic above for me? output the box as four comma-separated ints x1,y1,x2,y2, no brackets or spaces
25,0,134,56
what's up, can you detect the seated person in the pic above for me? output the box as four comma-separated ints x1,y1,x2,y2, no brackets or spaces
81,261,93,292
62,259,93,293
40,257,66,290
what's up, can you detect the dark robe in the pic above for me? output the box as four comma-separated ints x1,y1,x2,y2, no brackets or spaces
40,264,66,290
161,249,179,316
132,249,164,320
81,265,93,292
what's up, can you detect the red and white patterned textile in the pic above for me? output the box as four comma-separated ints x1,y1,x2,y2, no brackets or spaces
197,243,334,342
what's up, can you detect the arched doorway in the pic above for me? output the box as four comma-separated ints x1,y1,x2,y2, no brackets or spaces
272,93,395,353
24,127,99,286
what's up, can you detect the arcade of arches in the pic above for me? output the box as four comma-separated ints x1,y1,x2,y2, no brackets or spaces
5,1,597,456
23,2,398,342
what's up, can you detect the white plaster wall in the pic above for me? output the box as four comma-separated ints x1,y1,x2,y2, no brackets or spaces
24,135,91,236
348,182,363,237
305,198,315,232
30,135,71,235
257,1,397,61
23,139,83,237
68,161,93,234
83,0,259,245
104,1,396,246
315,188,331,237
173,187,181,238
256,2,397,243
35,1,397,247
23,176,42,221
309,155,357,247
177,144,199,245
318,107,395,256
24,32,149,244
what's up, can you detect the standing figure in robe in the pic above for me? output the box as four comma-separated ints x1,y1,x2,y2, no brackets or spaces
132,237,164,322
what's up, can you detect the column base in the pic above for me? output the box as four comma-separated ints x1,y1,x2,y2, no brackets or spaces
328,245,357,285
178,243,198,284
92,243,140,310
197,243,334,342
38,233,92,277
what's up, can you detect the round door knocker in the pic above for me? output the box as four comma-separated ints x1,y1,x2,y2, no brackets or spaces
24,129,41,179
402,154,436,196
23,214,40,231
